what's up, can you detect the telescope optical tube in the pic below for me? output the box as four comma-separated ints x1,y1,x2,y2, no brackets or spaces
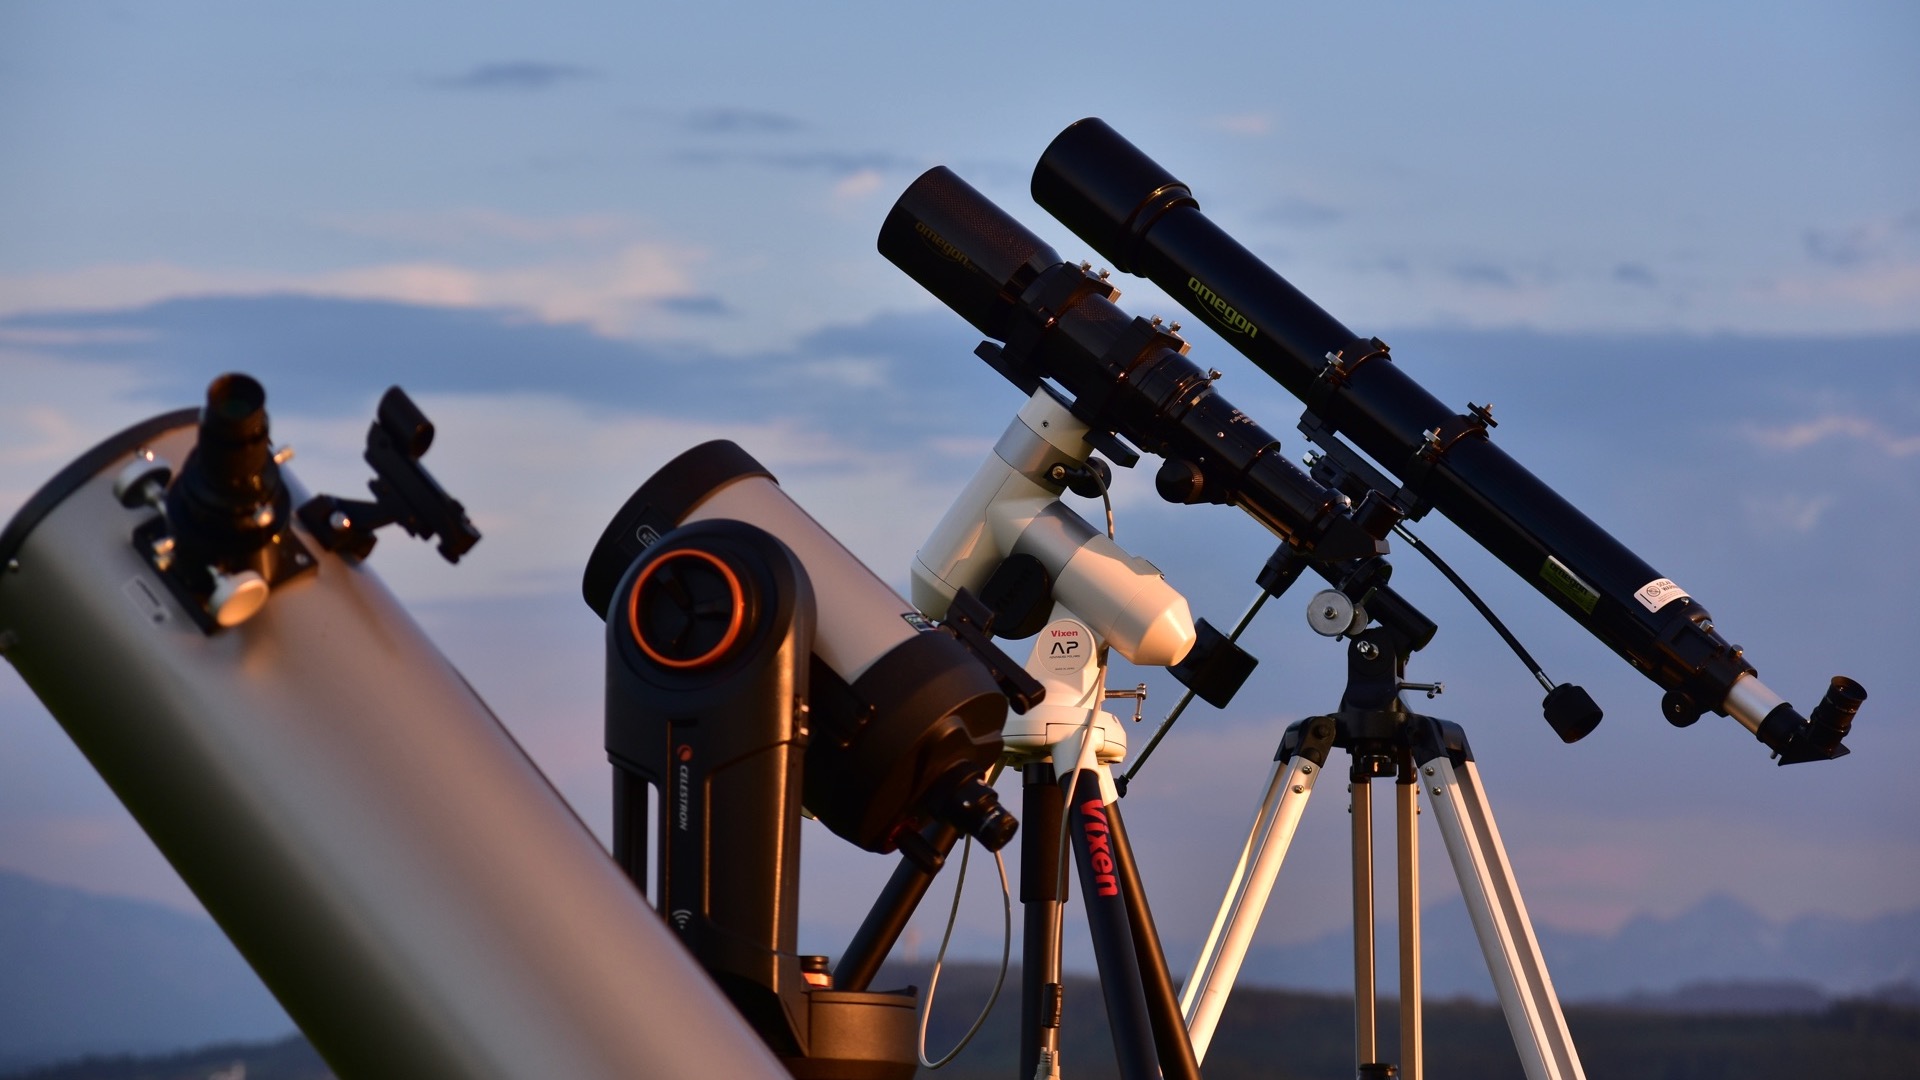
0,387,788,1080
1031,117,1861,762
583,440,1016,854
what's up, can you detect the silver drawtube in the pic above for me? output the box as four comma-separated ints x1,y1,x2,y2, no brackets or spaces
0,410,786,1079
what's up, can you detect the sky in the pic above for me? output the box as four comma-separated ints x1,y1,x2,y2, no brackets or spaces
2,0,1917,998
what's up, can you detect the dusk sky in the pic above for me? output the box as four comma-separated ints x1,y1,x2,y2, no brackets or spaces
3,0,1916,997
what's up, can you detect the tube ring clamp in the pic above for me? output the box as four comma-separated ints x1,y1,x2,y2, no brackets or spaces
1304,337,1391,414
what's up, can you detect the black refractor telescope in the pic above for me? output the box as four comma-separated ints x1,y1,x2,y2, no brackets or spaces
879,167,1396,571
1028,118,1862,763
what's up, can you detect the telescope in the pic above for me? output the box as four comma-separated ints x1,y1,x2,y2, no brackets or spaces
879,167,1398,582
0,376,789,1079
1022,118,1863,763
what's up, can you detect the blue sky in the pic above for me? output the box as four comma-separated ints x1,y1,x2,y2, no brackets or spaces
3,0,1917,986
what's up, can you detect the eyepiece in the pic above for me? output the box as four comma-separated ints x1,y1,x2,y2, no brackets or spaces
1032,117,1195,275
1806,676,1865,752
878,166,1060,340
196,373,272,495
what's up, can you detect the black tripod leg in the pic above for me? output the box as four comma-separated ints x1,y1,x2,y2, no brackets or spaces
1066,770,1158,1080
1106,796,1204,1080
1021,763,1066,1080
832,820,959,991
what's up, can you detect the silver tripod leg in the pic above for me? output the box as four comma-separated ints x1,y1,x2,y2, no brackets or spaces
1420,753,1587,1080
1179,730,1331,1062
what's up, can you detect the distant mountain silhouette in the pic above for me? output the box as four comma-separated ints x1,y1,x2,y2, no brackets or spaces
2,867,1916,1073
0,871,291,1073
1222,892,1920,1001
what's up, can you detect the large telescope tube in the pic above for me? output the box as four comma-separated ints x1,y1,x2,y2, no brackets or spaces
0,389,786,1079
1032,118,1862,763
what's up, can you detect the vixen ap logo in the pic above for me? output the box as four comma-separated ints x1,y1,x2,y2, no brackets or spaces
1038,618,1092,676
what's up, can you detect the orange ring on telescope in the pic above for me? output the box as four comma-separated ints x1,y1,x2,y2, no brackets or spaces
626,547,747,669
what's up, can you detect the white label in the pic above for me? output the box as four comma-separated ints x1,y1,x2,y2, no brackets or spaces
1038,618,1092,676
1634,578,1690,612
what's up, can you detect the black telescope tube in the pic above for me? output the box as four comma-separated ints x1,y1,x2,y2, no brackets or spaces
879,166,1389,567
1032,118,1859,761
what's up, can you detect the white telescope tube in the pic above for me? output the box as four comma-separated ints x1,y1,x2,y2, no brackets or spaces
0,412,786,1080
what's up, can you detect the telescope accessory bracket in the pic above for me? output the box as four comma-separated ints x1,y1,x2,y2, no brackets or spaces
296,387,481,565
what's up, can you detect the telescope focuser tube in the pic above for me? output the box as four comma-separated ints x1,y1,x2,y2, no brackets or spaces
878,166,1394,568
1031,117,1862,763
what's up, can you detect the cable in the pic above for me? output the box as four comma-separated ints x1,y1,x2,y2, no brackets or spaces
1392,522,1555,693
916,838,1013,1069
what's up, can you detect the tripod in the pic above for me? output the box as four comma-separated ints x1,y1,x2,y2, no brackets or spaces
1181,621,1586,1080
838,609,1205,1080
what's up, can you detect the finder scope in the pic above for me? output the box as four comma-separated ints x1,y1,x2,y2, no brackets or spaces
1030,117,1861,762
879,166,1393,569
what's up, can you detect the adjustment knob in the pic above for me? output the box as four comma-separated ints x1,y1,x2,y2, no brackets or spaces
1306,589,1362,638
209,569,269,627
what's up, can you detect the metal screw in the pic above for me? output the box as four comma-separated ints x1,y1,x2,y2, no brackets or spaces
1424,766,1435,776
1292,784,1305,794
272,445,296,465
1301,763,1314,774
1430,786,1442,796
5,558,18,574
1168,322,1181,332
251,506,275,528
1356,640,1380,660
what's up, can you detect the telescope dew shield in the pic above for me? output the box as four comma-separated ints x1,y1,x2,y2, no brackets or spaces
1032,118,1862,762
584,440,1015,854
0,389,788,1079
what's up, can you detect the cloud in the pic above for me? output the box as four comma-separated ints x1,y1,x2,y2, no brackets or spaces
1449,261,1519,289
680,107,802,135
652,294,732,316
1612,262,1658,287
0,243,703,337
1741,492,1837,534
1757,261,1920,315
1802,210,1920,268
318,208,641,249
1206,113,1272,137
1261,196,1344,228
1746,413,1920,458
434,61,595,91
832,169,885,200
675,148,919,178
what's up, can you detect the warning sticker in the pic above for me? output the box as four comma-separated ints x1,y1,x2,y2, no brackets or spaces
1539,556,1599,615
1038,619,1092,676
1633,578,1690,613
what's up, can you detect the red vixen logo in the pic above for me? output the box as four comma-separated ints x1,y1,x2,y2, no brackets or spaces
1079,799,1119,897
